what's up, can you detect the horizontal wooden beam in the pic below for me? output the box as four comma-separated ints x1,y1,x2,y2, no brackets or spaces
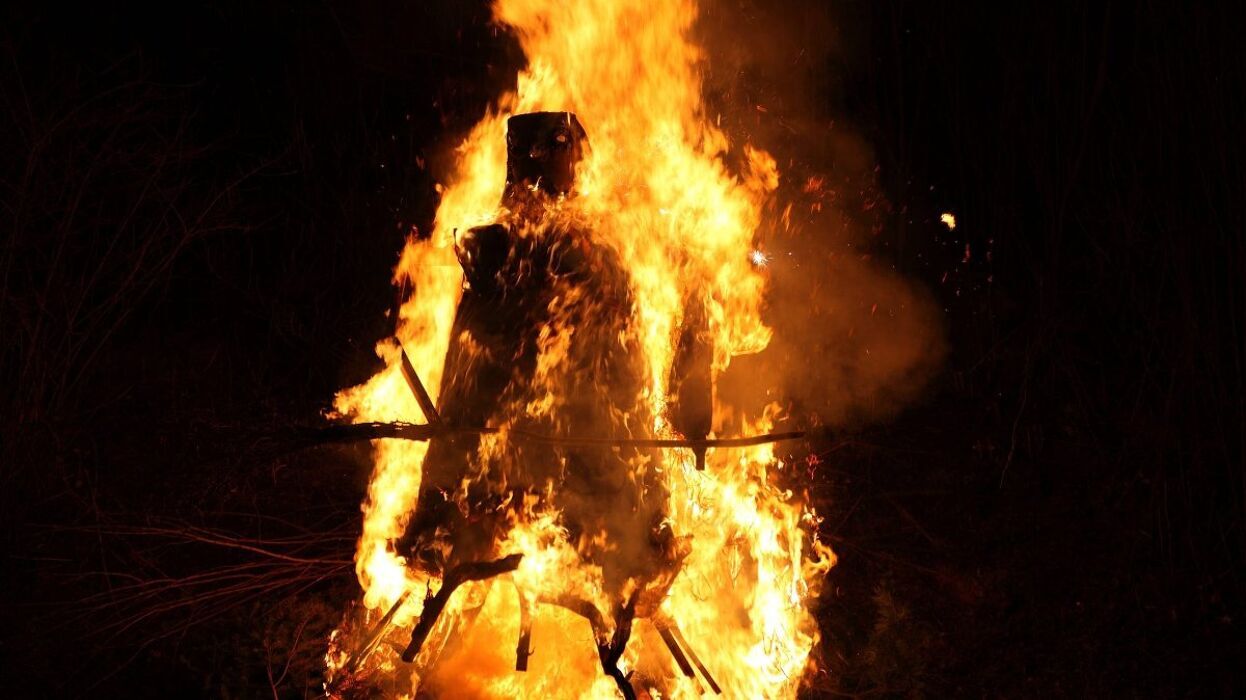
309,421,805,451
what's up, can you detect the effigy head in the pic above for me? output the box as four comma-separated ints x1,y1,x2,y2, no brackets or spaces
504,111,588,201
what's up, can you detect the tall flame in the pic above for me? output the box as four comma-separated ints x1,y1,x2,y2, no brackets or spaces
330,0,835,696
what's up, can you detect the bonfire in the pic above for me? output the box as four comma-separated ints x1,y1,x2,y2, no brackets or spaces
325,0,834,697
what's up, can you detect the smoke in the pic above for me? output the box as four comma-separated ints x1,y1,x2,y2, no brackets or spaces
697,0,947,429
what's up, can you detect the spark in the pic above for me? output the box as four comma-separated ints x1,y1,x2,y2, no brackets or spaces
749,249,771,267
940,212,956,230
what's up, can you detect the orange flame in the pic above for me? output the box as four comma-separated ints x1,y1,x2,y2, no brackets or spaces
329,0,835,696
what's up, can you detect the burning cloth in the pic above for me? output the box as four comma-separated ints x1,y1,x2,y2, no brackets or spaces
403,112,689,625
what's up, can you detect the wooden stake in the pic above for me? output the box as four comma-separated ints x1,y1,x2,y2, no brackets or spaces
668,622,722,695
653,618,696,679
515,585,533,671
399,347,442,426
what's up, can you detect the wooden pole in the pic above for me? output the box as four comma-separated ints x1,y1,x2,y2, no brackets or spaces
307,421,805,452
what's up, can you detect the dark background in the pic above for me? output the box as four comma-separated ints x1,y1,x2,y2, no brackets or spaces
2,0,1242,697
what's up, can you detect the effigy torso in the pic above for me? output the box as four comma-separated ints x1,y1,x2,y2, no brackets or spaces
404,113,674,604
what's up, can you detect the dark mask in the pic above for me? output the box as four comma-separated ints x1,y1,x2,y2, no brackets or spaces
503,111,588,202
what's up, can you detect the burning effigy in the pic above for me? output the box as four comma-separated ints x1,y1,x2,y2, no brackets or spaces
397,111,692,692
326,0,835,697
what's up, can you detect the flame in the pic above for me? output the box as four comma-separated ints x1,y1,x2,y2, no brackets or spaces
329,0,835,696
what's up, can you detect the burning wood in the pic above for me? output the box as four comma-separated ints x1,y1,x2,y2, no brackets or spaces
400,554,524,663
310,413,806,451
399,348,442,427
343,592,409,676
514,582,534,671
654,614,723,695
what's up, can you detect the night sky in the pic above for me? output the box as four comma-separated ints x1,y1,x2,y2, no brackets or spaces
2,1,1243,697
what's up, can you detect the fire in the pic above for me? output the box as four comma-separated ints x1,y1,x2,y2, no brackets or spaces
328,0,835,697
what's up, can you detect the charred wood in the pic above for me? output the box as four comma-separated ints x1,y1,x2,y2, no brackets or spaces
303,421,805,451
399,348,442,426
399,554,523,663
653,618,696,679
657,615,722,695
515,583,534,672
669,301,714,470
333,591,410,688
